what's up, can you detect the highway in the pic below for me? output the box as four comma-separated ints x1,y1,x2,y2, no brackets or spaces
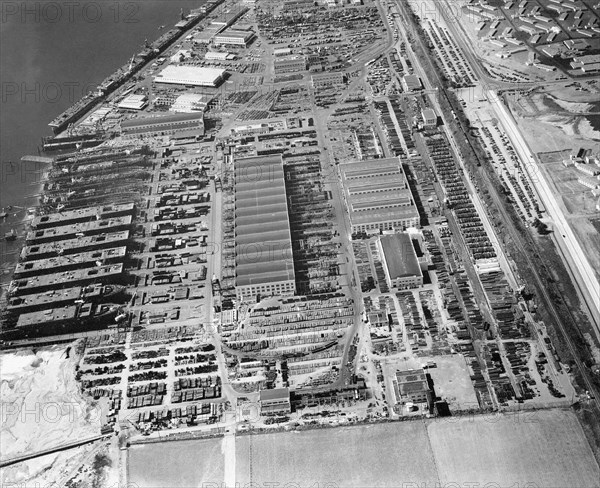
391,0,600,410
491,97,600,334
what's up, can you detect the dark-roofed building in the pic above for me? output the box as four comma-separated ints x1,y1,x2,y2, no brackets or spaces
340,157,419,234
121,112,204,138
259,387,291,414
394,369,432,406
379,233,423,289
234,155,296,302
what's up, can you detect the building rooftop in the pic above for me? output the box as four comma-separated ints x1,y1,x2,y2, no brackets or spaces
259,387,290,402
7,287,83,312
122,112,205,129
380,233,422,279
395,369,430,397
340,158,419,228
154,65,226,87
16,306,78,329
215,29,255,41
234,156,295,288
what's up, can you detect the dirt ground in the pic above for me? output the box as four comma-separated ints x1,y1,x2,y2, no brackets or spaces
423,355,479,410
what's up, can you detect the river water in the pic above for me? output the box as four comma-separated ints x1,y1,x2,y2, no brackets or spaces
0,0,205,286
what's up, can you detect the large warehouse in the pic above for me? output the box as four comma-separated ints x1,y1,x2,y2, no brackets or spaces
234,155,296,302
154,65,226,87
121,112,205,138
340,157,420,234
379,233,423,289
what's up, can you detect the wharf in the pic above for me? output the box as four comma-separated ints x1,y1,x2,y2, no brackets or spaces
20,231,130,261
26,216,132,244
21,155,54,164
10,264,124,295
31,203,134,229
13,247,127,278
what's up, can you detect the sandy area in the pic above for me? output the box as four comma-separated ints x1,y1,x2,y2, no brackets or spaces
514,114,599,155
549,96,594,114
0,345,101,471
1,441,116,488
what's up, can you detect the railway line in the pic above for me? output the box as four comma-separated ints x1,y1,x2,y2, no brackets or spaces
393,0,600,414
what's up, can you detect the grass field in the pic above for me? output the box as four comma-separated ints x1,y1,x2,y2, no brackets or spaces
128,438,224,487
235,422,439,488
235,410,599,488
126,410,600,488
429,409,600,488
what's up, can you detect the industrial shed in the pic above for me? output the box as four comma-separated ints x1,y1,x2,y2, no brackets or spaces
234,155,296,302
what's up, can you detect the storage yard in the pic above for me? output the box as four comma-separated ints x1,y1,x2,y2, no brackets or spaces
2,0,600,485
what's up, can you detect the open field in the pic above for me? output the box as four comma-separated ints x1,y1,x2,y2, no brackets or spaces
430,409,600,488
235,422,439,488
425,355,479,409
128,437,225,487
231,410,599,488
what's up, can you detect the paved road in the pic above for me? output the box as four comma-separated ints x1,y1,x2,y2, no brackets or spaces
491,97,600,334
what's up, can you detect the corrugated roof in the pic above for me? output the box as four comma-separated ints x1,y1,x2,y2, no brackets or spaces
380,233,421,279
234,155,295,288
259,387,290,402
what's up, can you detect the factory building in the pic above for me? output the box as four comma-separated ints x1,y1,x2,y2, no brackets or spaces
340,158,420,234
154,65,226,87
234,155,296,302
210,7,249,28
259,388,292,415
401,74,422,92
379,233,423,289
274,56,307,75
394,369,432,407
121,112,205,138
214,29,255,47
311,72,345,89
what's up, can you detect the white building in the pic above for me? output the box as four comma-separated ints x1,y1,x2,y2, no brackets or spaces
213,30,255,47
170,93,211,113
154,65,226,87
118,94,148,111
575,162,600,177
578,175,600,190
422,108,437,129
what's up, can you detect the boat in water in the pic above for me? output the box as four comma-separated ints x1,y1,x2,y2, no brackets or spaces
4,229,17,241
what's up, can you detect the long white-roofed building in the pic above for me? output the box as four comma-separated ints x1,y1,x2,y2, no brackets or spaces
154,65,227,87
